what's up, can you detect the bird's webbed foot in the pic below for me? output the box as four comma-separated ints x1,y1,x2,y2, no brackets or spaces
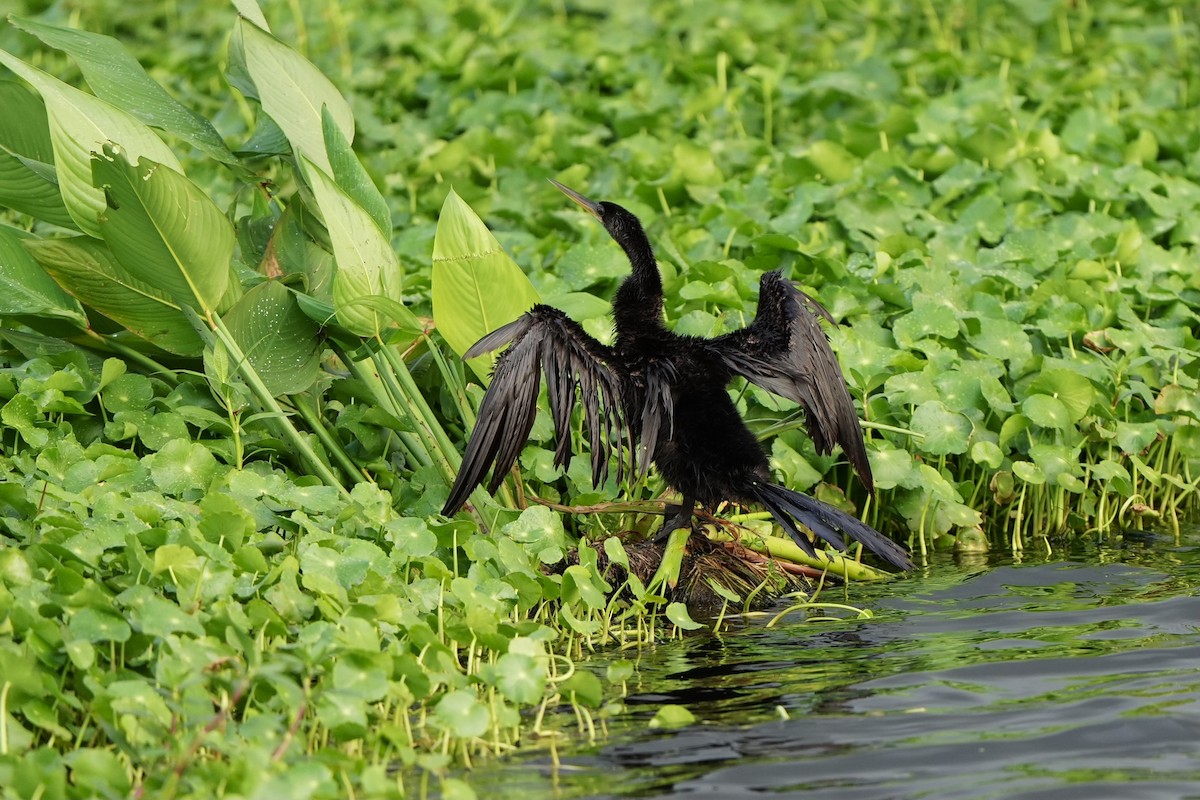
652,496,697,542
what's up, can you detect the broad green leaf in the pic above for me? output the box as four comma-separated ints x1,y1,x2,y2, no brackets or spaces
665,602,706,631
23,236,200,355
222,280,321,396
1022,394,1072,430
910,400,971,455
1029,369,1098,422
432,189,540,380
300,157,404,337
0,49,181,237
649,704,697,728
92,146,237,314
0,225,86,326
0,81,75,228
148,439,218,495
560,670,603,707
322,105,390,236
9,17,236,165
892,295,958,348
431,690,490,738
231,0,271,29
493,652,545,705
232,18,354,174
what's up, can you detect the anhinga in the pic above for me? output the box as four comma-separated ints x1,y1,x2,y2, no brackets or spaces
441,181,913,572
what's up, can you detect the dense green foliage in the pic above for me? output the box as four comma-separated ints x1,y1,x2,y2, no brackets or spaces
0,0,1197,797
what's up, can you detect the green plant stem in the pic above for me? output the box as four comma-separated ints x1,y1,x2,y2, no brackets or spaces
287,394,365,485
702,526,890,581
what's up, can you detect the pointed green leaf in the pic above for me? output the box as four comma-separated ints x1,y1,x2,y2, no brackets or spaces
232,18,353,173
0,48,181,237
0,81,75,228
300,157,403,337
222,280,321,396
92,146,237,314
9,17,236,164
322,105,390,236
0,225,86,326
23,236,203,355
432,189,540,379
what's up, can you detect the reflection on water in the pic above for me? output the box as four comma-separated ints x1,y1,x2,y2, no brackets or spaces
477,533,1200,799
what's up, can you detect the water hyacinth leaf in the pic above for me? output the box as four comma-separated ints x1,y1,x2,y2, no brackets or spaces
561,669,603,708
1115,421,1159,454
0,225,86,326
1029,369,1098,422
0,49,182,238
148,439,218,495
432,189,540,380
232,18,353,174
23,236,204,355
869,445,918,490
891,296,958,348
322,105,390,236
971,440,1004,469
1023,394,1072,430
0,81,76,228
910,400,971,455
649,704,697,729
68,607,131,643
666,602,706,631
432,690,491,738
970,317,1032,365
92,146,236,314
300,157,404,337
9,17,236,165
222,280,321,396
493,652,545,704
1012,460,1045,485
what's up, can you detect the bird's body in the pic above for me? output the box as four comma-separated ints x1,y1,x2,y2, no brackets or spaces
442,182,913,571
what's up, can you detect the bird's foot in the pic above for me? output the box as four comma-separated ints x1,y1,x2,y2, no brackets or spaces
652,512,696,543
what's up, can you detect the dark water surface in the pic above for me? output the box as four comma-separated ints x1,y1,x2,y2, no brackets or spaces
478,533,1200,799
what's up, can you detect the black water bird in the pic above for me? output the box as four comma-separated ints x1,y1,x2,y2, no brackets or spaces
441,182,913,571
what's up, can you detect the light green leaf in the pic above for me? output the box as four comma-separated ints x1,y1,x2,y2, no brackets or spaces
649,704,697,728
10,17,236,164
1022,394,1072,430
322,105,390,236
432,690,490,738
23,236,204,355
92,145,237,314
0,81,76,228
0,224,86,325
666,602,706,631
300,156,404,337
493,652,545,705
232,18,354,174
432,189,540,380
222,280,321,396
0,48,181,237
910,400,971,455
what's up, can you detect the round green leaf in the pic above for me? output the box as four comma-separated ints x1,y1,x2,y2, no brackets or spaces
432,691,491,738
910,400,971,455
1022,394,1072,429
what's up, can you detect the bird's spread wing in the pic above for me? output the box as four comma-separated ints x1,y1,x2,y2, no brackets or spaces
714,271,874,492
442,305,629,516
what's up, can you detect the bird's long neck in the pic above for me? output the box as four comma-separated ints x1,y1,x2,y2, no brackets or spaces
612,228,666,345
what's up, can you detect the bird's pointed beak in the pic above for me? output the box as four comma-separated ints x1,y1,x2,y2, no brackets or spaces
549,179,603,221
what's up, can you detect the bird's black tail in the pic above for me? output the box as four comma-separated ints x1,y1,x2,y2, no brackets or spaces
750,481,913,571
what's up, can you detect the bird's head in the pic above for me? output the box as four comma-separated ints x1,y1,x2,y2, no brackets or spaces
550,179,645,246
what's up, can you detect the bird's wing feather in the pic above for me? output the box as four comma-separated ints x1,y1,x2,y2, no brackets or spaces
442,305,628,516
713,271,873,492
